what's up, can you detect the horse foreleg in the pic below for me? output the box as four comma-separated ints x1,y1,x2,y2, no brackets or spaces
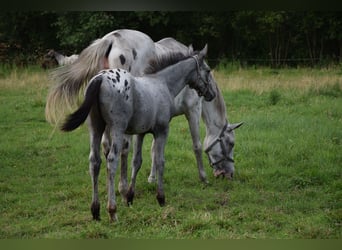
148,139,157,183
127,134,145,206
118,134,131,202
185,109,208,184
153,130,168,207
106,129,123,222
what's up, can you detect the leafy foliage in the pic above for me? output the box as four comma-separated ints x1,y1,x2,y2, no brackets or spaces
0,11,341,67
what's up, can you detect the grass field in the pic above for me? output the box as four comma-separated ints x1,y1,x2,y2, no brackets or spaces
0,65,341,239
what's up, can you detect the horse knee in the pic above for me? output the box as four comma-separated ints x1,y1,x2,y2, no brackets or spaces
193,142,202,153
121,139,130,155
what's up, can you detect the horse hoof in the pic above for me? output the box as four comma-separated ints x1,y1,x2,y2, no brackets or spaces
156,193,165,207
107,205,118,222
109,214,118,223
126,187,135,206
91,202,100,221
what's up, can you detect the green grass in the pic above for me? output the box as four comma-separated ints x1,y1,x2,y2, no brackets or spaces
0,65,341,239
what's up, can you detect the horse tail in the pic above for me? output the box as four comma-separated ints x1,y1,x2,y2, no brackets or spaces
45,38,113,125
61,75,103,132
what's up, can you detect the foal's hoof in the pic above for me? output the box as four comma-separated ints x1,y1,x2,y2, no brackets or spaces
107,205,118,222
126,187,135,206
91,202,100,221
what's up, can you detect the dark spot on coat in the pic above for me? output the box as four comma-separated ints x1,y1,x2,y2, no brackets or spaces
132,49,137,60
112,78,116,83
124,80,128,87
119,54,126,65
113,32,121,38
128,66,131,72
117,69,121,72
116,76,120,82
109,70,114,73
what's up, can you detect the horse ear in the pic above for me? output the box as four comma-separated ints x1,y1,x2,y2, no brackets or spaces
188,44,194,54
198,44,208,61
227,122,244,131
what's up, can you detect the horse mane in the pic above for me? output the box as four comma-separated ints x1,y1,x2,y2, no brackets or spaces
144,51,196,74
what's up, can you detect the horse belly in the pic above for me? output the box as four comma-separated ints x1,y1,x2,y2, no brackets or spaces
125,102,156,134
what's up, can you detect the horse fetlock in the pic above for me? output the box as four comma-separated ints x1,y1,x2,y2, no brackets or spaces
199,174,209,184
148,175,156,183
91,201,101,221
118,181,128,198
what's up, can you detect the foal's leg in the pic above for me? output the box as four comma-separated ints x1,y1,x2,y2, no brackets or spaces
102,126,111,158
103,129,131,202
88,122,105,220
106,127,124,222
153,130,169,206
148,139,157,183
118,134,131,201
185,108,208,183
127,134,145,205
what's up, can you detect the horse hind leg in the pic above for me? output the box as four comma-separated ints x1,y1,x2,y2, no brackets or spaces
127,134,145,206
101,126,111,159
118,134,131,202
106,128,124,222
88,120,105,220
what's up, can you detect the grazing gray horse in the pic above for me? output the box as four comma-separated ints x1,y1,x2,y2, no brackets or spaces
45,29,243,184
60,47,215,221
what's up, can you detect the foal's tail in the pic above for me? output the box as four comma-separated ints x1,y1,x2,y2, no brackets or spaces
45,38,113,125
61,75,103,132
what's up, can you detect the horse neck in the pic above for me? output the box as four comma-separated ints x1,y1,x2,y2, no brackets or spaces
156,57,196,98
202,83,228,136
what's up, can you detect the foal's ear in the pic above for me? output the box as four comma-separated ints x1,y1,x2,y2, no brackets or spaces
198,44,208,61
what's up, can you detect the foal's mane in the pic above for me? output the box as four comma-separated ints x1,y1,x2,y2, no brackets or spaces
144,51,197,74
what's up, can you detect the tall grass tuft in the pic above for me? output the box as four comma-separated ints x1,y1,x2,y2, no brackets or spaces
268,89,281,105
